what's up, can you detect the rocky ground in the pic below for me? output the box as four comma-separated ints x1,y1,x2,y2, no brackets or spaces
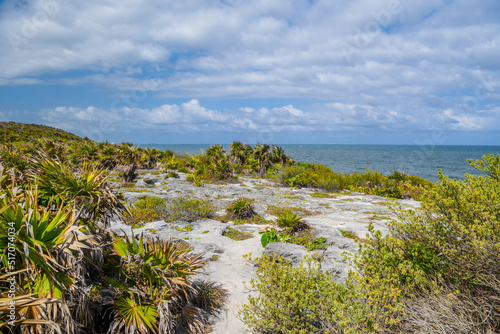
110,170,420,333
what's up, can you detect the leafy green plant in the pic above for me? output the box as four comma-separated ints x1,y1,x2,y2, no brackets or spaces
276,211,308,232
109,234,205,333
241,255,363,334
222,227,252,241
176,224,193,232
124,195,166,225
226,197,256,220
266,204,313,217
310,191,337,198
259,227,288,247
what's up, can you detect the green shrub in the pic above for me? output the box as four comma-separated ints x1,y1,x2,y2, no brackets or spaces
348,155,500,331
226,197,256,220
124,195,166,225
276,211,308,232
245,156,500,332
167,196,216,222
241,255,369,334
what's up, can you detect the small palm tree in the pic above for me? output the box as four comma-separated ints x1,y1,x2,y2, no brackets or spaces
254,143,271,177
141,147,161,169
28,153,128,232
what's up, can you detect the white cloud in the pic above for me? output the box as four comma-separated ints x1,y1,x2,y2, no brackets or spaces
39,98,500,142
1,0,499,138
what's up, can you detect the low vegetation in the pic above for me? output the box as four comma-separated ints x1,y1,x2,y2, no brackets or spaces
222,227,253,241
273,162,434,199
124,195,216,225
0,149,224,333
259,211,326,251
225,197,256,220
4,122,497,333
242,154,500,333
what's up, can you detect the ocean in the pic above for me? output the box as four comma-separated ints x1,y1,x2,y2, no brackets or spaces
138,144,500,182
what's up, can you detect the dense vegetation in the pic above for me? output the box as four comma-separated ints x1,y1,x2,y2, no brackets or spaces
0,123,228,333
3,122,494,333
0,154,224,333
241,154,500,333
0,122,432,200
0,122,82,144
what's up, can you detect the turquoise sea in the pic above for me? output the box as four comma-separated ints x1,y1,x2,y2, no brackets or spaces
138,144,500,182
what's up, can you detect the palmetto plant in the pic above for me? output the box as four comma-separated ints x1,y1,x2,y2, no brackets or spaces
108,234,205,334
0,271,72,332
254,144,271,177
141,147,161,169
276,211,308,233
0,168,96,332
29,153,128,232
226,197,256,220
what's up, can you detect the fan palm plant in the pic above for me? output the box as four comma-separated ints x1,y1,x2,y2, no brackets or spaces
205,145,226,160
99,145,119,169
0,271,70,333
141,147,161,169
270,145,290,167
107,234,205,334
0,180,96,332
254,143,271,177
28,153,128,232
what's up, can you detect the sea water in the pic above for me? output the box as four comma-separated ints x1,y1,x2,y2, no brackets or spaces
138,144,500,182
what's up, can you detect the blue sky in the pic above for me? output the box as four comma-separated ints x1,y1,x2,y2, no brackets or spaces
0,0,499,145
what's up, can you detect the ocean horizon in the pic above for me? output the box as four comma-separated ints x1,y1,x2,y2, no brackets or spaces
137,144,500,182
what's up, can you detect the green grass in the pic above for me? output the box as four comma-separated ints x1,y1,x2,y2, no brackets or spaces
222,227,252,241
310,192,337,198
232,215,271,225
176,225,193,232
339,229,369,244
266,204,313,217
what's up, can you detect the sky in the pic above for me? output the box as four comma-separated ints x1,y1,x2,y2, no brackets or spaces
0,0,499,145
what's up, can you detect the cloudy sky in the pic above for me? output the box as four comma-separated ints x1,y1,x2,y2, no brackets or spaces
0,0,499,145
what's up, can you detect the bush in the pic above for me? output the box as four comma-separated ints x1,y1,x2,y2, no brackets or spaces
125,195,216,224
244,155,500,333
167,196,216,222
124,195,166,225
226,197,256,220
241,255,367,334
276,211,308,232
